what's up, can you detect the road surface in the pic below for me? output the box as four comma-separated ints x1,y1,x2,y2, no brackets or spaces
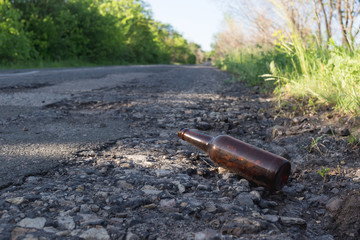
0,64,223,188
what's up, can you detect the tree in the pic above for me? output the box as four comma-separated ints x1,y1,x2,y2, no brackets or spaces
0,0,33,63
1,0,200,64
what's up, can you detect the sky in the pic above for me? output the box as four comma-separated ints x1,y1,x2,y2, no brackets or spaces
145,0,225,52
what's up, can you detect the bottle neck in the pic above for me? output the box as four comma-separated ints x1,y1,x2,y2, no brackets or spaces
178,128,213,152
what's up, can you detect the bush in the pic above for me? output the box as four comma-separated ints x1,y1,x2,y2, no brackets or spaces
0,0,33,63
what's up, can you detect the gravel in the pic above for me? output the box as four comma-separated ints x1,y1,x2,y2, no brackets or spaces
1,63,360,239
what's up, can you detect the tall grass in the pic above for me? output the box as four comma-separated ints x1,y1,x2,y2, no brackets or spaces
268,36,360,114
215,45,291,89
215,37,360,115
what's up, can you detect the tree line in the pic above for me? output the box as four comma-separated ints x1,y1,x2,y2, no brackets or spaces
0,0,203,65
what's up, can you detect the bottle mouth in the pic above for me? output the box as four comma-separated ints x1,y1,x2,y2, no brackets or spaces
178,128,188,139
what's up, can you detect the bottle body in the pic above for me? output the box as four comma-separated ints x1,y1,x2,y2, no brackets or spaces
178,128,291,190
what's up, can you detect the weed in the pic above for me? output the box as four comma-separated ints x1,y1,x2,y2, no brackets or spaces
317,166,330,182
309,136,324,153
348,132,360,146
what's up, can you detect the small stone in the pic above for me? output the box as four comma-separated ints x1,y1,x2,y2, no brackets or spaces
316,209,326,215
249,191,261,203
331,188,340,194
234,192,254,208
221,217,266,236
159,131,169,138
326,197,343,214
355,169,360,178
43,227,59,233
196,122,212,131
17,217,46,229
80,204,91,213
263,215,279,223
96,191,108,198
90,204,100,213
143,203,157,209
217,167,229,175
319,126,333,135
279,216,306,226
204,202,217,213
281,185,296,195
71,229,83,236
132,112,144,120
316,234,335,240
11,227,36,240
197,184,211,191
238,179,250,188
125,231,139,240
155,169,172,178
26,176,40,184
141,185,162,195
116,180,134,190
78,214,104,226
194,229,221,240
339,128,350,136
295,184,305,193
57,215,75,230
76,185,85,192
266,125,285,139
159,199,176,208
126,197,151,210
173,181,186,194
79,227,110,240
6,197,25,205
209,112,218,119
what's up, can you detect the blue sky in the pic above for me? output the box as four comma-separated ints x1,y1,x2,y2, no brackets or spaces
145,0,225,52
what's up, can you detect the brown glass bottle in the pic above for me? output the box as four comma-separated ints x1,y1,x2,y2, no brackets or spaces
178,128,291,190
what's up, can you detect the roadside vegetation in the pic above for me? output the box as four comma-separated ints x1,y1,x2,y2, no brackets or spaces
0,0,204,68
213,0,360,115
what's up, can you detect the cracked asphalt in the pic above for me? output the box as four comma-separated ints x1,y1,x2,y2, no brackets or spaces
0,64,222,188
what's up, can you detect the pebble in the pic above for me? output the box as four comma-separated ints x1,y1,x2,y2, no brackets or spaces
141,185,162,195
194,229,221,240
326,197,343,214
263,215,279,223
17,217,46,229
250,190,261,203
57,215,75,230
234,192,255,209
221,217,266,236
355,169,360,178
78,214,104,226
155,169,172,178
280,216,306,226
5,197,25,205
79,227,110,240
173,180,186,194
125,232,139,240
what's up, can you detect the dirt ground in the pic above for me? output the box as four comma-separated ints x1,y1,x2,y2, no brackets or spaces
0,63,359,239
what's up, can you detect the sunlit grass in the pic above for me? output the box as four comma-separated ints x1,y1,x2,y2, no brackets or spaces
215,39,360,115
269,39,360,115
214,46,283,87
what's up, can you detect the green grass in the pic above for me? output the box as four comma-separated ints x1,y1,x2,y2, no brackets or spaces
269,37,360,115
215,46,284,87
215,38,360,115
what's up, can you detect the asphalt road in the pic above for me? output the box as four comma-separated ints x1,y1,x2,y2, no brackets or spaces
0,64,223,188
